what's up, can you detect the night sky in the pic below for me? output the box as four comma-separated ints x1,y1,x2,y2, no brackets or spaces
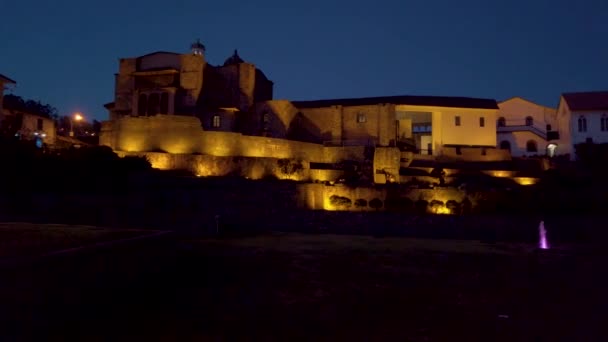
1,0,606,121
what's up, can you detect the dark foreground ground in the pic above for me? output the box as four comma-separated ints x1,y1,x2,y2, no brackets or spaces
1,225,607,341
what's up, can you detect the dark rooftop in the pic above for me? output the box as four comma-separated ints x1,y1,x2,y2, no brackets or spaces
562,91,608,111
0,73,16,84
292,95,498,109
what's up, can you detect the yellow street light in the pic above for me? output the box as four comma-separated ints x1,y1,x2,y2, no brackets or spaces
70,112,85,137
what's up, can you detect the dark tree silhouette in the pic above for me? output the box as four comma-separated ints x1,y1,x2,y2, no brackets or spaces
3,94,58,119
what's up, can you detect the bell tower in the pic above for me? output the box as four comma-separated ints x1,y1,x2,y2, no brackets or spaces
191,39,205,56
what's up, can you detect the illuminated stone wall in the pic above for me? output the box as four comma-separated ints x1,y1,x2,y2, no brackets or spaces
373,147,401,183
106,115,205,154
102,115,367,164
297,106,343,144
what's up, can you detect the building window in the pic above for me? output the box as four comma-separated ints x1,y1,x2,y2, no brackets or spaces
148,93,160,116
586,137,593,144
546,124,552,131
481,148,487,156
138,94,147,116
497,117,506,127
212,115,221,128
36,118,43,131
455,146,462,155
160,92,169,114
357,113,367,123
526,140,538,153
455,116,461,126
525,116,533,126
500,140,511,151
578,115,587,132
601,114,608,132
479,117,485,127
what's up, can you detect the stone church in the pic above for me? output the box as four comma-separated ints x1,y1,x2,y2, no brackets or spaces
104,40,274,133
104,40,506,165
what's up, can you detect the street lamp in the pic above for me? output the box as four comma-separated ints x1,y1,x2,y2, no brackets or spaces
69,112,84,137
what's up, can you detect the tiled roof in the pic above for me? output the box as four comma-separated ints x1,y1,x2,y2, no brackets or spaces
292,95,498,109
562,91,608,111
0,73,16,84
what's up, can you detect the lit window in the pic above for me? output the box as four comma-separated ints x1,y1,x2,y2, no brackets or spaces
212,115,221,128
578,116,587,132
455,116,461,126
497,117,506,127
479,117,485,127
525,116,533,126
357,113,367,123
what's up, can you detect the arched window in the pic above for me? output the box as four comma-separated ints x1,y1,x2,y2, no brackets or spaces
138,94,147,116
212,115,221,128
497,117,506,127
147,93,160,116
601,114,608,132
525,116,533,126
526,140,538,153
500,140,511,151
578,115,587,132
160,92,169,114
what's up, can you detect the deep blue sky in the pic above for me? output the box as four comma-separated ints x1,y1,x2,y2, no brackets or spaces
1,0,607,121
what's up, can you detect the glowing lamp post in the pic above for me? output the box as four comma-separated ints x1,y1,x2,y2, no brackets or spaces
69,113,84,137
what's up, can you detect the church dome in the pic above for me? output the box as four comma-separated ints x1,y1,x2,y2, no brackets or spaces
223,50,245,66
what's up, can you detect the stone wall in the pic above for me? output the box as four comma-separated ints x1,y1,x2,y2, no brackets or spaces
439,146,511,162
101,115,367,165
298,106,343,143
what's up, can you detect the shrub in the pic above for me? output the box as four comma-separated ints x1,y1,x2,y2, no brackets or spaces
446,200,460,213
277,159,304,175
329,195,352,208
369,198,383,210
354,199,368,208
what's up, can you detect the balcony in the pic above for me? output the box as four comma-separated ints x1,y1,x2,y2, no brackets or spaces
496,124,559,140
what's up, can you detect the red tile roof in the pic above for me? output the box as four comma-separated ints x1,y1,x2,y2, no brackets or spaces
562,91,608,111
0,73,16,84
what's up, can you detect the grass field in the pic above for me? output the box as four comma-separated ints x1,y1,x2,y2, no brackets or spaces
1,231,606,341
0,222,153,260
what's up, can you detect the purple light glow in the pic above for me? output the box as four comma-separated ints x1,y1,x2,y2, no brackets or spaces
539,221,549,250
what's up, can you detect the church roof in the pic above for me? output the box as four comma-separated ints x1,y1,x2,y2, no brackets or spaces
562,91,608,111
293,95,499,109
0,73,16,84
223,50,245,66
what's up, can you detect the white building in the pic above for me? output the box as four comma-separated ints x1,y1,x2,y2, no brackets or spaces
497,97,559,157
556,91,608,159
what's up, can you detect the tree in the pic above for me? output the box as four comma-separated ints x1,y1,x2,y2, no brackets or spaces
2,94,58,119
